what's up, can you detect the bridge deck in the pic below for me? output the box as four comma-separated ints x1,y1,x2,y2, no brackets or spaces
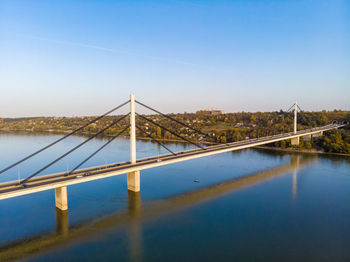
0,124,344,200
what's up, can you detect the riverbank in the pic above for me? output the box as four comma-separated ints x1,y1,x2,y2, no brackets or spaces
1,129,349,157
0,129,217,145
255,145,350,157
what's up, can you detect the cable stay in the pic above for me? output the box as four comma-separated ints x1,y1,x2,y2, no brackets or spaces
286,103,303,113
297,105,308,126
0,100,130,176
136,125,176,156
135,100,217,143
136,113,206,150
285,102,308,129
286,104,294,113
20,113,130,184
66,125,130,176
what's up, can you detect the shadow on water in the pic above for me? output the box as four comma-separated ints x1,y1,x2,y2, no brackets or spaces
0,154,317,261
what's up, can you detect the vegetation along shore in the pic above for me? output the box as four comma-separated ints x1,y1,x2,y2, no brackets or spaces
1,109,349,155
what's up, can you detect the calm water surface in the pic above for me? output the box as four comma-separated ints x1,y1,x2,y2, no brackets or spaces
0,133,349,261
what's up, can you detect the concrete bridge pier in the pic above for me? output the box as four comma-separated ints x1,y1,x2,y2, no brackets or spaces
128,171,140,192
128,94,141,192
291,137,300,146
311,131,324,140
55,186,68,211
303,134,312,139
316,131,323,136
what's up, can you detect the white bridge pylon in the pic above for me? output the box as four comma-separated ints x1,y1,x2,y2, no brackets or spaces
127,94,140,192
291,101,299,145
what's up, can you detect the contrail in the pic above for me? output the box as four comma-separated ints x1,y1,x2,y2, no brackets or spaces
21,34,203,68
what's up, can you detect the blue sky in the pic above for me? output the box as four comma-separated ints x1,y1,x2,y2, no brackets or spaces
0,0,349,117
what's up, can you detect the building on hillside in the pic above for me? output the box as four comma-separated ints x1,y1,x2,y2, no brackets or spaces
196,109,226,115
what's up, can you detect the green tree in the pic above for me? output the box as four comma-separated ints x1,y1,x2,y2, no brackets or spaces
220,135,227,143
156,126,162,139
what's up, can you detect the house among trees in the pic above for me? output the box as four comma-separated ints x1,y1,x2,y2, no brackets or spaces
196,109,226,115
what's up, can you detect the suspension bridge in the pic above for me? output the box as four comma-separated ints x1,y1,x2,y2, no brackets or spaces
0,95,346,211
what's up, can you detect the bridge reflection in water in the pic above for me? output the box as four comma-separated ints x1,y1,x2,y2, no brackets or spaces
291,154,300,199
128,191,142,262
56,209,69,238
0,154,316,261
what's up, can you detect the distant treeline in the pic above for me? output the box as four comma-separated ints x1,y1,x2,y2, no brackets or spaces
0,110,349,154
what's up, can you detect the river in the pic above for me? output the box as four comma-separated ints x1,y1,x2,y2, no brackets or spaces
0,133,349,261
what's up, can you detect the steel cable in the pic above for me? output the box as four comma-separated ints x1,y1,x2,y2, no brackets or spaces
20,113,129,184
66,125,130,175
0,100,130,176
136,113,206,150
135,100,217,143
136,125,177,156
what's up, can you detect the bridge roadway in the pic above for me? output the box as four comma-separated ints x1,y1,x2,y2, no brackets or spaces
0,123,344,200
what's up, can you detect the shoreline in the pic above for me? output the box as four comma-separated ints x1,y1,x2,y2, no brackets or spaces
0,129,217,145
1,129,349,157
255,146,350,157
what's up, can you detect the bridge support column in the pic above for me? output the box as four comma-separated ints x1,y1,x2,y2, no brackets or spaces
294,101,298,134
312,131,323,139
55,186,68,211
303,134,312,139
128,94,140,192
291,137,299,146
128,171,140,192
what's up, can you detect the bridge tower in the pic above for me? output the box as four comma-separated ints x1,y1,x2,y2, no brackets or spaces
291,101,300,146
294,101,297,134
127,94,140,192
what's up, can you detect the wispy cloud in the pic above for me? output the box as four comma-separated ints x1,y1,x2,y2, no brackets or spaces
22,34,202,68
